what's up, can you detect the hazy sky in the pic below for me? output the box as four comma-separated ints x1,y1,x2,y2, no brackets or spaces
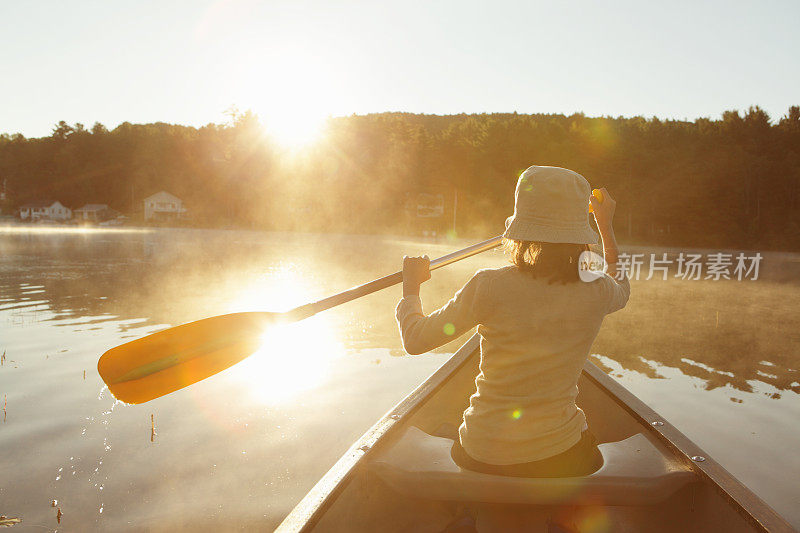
2,0,798,138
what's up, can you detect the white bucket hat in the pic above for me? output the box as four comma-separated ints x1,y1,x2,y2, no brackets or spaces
503,166,598,244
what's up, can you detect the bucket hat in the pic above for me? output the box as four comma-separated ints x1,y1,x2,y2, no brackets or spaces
503,166,598,244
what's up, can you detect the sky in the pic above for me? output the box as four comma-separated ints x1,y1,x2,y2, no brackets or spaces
1,0,799,139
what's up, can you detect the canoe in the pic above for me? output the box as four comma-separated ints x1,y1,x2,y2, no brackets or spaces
277,334,794,532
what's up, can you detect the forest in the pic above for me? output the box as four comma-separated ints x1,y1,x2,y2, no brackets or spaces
1,106,799,250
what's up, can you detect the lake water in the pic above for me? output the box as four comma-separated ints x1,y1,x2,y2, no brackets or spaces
1,227,798,531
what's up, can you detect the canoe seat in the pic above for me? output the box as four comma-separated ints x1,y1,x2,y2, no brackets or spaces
368,426,694,506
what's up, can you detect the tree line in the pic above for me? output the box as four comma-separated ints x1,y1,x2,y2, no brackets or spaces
1,106,798,250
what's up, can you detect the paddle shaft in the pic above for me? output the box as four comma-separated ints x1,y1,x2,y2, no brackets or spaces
289,235,503,320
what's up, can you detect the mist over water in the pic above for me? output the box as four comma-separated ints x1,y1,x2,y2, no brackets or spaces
1,227,798,530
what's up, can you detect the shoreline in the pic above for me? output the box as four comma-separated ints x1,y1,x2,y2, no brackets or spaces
3,221,799,259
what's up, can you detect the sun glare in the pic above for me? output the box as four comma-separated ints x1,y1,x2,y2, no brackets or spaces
225,267,344,402
235,48,339,150
0,226,148,235
235,317,343,403
259,108,327,149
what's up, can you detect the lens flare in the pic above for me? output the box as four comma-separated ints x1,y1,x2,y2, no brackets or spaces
224,266,344,402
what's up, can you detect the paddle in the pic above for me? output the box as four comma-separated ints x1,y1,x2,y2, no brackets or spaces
98,235,503,404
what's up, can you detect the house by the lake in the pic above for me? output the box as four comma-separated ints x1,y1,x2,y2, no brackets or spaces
19,200,72,221
74,204,117,222
144,191,185,221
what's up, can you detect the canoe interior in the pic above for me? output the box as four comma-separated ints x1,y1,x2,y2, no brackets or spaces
280,335,791,533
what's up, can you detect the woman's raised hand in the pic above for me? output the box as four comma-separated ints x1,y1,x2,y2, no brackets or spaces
590,187,616,233
402,255,431,297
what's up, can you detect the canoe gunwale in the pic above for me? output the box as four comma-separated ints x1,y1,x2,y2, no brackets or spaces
276,334,794,532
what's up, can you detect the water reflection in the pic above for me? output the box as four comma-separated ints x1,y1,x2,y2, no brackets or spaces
591,274,800,397
0,225,149,235
1,227,799,530
233,317,344,403
221,264,346,402
2,229,798,395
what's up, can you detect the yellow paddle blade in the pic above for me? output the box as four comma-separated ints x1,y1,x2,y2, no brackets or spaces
98,312,280,404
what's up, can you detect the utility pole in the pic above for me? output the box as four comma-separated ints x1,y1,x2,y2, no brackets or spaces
627,162,632,238
452,189,458,235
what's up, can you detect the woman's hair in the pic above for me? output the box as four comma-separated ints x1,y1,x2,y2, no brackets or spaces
503,238,589,284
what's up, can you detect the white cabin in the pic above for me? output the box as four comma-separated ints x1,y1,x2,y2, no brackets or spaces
144,191,185,221
19,200,72,221
74,204,112,222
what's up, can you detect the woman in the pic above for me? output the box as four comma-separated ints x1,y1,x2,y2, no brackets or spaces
396,166,630,478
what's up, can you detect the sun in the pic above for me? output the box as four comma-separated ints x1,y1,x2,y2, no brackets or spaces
259,107,328,149
236,50,338,150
